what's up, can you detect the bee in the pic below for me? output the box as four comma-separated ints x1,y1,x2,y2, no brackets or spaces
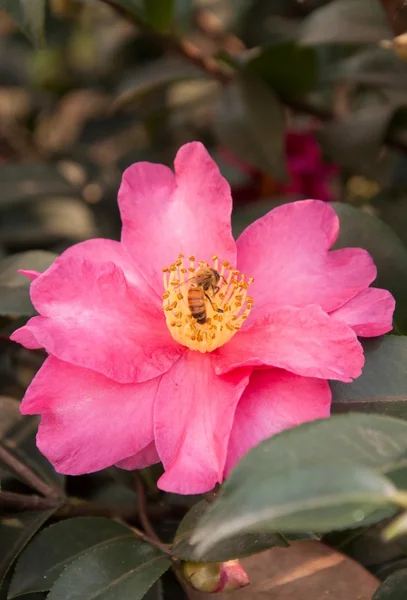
186,267,224,324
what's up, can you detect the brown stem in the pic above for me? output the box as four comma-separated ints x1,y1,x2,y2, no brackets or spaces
105,1,230,82
380,0,407,36
0,489,186,522
133,472,162,542
0,491,59,511
0,443,63,500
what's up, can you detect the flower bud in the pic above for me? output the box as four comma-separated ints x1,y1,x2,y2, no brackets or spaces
182,559,250,593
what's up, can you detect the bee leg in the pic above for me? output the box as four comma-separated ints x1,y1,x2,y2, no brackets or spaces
205,293,224,313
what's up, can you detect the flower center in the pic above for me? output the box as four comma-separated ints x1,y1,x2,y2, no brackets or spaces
162,255,254,352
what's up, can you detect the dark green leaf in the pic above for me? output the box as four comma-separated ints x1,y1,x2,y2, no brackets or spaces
319,105,396,175
191,464,397,556
245,42,317,99
330,47,407,88
299,0,391,45
144,0,174,31
0,165,74,209
373,569,407,599
114,58,202,109
0,0,45,47
333,203,407,333
215,75,287,180
0,251,57,316
172,500,288,562
332,337,407,419
47,538,170,600
9,518,137,598
189,414,407,555
0,510,56,584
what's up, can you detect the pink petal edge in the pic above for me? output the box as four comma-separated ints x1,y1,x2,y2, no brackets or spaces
225,368,331,474
22,356,159,474
215,304,364,383
330,287,395,337
236,200,376,319
119,141,236,294
154,351,251,494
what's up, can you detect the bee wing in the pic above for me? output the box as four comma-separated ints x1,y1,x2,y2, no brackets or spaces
176,275,197,290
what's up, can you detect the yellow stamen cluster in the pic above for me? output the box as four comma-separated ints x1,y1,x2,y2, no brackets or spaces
162,254,254,353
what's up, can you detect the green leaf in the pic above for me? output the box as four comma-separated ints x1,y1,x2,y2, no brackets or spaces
0,164,74,209
215,74,287,180
373,569,407,599
332,337,407,419
191,465,397,556
332,203,407,333
0,510,56,584
9,518,137,598
299,0,391,45
0,251,57,316
144,0,174,31
0,0,45,47
319,104,396,175
189,413,407,555
245,42,317,99
172,500,288,562
47,538,170,600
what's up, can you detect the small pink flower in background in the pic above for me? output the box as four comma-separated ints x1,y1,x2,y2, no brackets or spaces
221,129,339,203
11,142,394,495
280,131,339,202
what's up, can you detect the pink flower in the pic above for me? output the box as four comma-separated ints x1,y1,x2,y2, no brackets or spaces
11,142,394,495
280,131,339,202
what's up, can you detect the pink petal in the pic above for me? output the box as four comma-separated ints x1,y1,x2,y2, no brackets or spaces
118,142,236,293
237,200,376,319
21,356,159,474
330,288,395,337
19,269,40,281
54,238,161,312
215,305,364,383
11,317,42,349
116,441,160,470
154,352,251,494
225,369,331,474
11,255,184,384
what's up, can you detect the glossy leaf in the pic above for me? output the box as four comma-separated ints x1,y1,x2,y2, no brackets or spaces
373,569,407,599
47,538,170,600
191,465,397,556
0,164,74,209
299,0,391,45
172,500,288,562
245,42,317,99
9,518,136,598
332,337,407,419
319,105,396,175
333,203,407,333
215,74,287,180
189,414,407,555
0,510,57,584
0,251,57,316
0,0,45,47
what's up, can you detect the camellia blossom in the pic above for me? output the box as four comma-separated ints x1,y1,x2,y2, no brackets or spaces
12,142,395,495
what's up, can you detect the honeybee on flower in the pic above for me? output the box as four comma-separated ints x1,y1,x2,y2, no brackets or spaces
12,142,395,494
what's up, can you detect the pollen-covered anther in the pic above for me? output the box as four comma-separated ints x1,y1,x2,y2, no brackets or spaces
162,254,254,353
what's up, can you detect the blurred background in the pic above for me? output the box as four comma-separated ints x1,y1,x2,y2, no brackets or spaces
3,1,407,597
